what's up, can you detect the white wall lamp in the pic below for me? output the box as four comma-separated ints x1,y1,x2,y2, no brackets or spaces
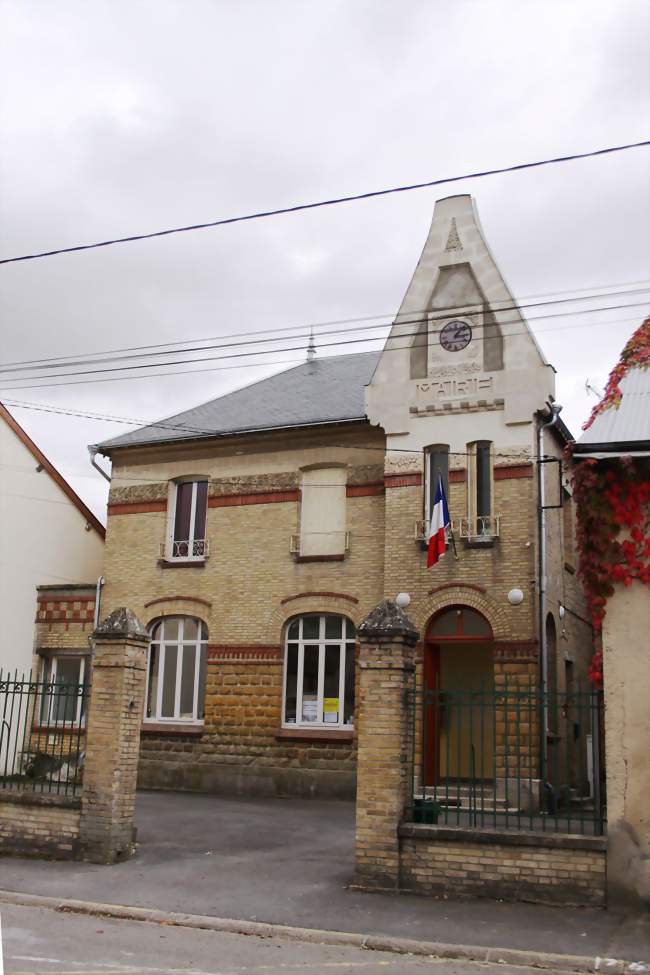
507,588,524,606
395,592,411,610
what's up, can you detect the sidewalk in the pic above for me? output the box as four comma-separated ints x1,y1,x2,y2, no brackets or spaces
1,791,648,963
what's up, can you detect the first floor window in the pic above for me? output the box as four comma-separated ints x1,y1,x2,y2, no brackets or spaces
169,480,208,559
40,654,88,726
146,616,208,722
425,444,449,525
283,614,356,728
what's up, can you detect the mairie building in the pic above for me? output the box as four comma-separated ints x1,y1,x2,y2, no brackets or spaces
35,195,592,801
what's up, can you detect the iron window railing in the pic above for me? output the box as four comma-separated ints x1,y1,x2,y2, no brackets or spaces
0,670,89,796
405,677,605,836
160,538,209,561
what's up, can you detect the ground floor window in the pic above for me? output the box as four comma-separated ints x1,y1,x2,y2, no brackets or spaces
40,654,88,726
146,616,208,723
283,614,356,728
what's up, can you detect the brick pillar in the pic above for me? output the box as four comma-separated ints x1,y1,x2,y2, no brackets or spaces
79,608,149,864
355,599,419,889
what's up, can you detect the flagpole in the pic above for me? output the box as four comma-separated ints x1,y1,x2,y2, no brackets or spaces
441,474,459,560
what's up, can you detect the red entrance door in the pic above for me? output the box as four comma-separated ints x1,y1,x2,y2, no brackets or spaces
423,606,494,785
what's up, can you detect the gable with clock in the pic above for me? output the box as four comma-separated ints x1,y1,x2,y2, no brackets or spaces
365,194,555,438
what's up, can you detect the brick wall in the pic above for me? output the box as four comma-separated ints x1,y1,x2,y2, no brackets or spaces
398,825,606,906
0,791,81,859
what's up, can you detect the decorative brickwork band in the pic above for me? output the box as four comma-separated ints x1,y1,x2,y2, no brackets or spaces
144,595,212,609
427,582,487,596
207,644,282,662
108,500,167,515
346,483,385,497
384,473,423,489
209,490,300,507
494,464,534,480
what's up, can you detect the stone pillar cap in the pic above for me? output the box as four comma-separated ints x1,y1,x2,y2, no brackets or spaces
94,607,149,640
358,599,419,642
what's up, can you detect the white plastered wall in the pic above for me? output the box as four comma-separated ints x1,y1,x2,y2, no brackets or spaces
0,418,105,676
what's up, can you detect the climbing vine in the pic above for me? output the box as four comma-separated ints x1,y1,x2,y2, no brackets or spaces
569,317,650,688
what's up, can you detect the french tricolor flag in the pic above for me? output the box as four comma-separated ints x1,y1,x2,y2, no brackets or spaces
427,475,450,569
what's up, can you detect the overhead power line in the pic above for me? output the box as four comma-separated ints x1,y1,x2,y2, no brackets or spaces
1,284,647,380
2,275,648,373
1,139,648,266
0,299,647,392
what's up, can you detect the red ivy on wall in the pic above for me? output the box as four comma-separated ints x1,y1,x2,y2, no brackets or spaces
569,317,650,688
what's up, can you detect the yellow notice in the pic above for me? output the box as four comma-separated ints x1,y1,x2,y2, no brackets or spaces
323,698,339,713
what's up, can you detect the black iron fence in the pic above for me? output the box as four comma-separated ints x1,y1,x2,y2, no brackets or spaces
0,670,89,796
405,678,605,836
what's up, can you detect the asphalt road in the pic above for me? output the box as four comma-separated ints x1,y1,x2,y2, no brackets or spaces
1,903,551,975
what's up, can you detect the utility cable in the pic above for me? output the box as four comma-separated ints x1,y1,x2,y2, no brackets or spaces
2,276,648,372
1,285,648,379
1,139,648,265
1,300,647,392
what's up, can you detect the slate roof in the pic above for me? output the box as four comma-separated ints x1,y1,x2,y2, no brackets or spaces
575,368,650,455
97,352,382,453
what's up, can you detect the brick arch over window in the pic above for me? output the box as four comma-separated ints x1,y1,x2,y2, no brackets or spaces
143,598,211,630
413,586,508,639
267,594,366,638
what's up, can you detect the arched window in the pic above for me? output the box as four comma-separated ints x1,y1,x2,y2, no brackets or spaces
145,616,208,723
283,614,356,728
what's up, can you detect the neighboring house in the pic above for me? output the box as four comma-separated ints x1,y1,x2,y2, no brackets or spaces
86,194,592,802
572,317,650,907
0,403,105,678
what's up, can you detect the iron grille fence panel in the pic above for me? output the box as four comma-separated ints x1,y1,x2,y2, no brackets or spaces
0,670,89,796
405,677,605,836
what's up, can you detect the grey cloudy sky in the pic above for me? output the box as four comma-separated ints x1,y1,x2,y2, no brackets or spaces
1,0,649,520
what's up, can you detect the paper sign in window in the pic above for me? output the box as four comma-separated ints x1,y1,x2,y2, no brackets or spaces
323,697,339,723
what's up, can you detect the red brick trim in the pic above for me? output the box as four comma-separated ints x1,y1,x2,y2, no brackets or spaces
36,597,96,623
0,403,106,538
494,464,534,480
384,473,422,488
144,595,212,609
209,490,299,507
294,553,345,563
275,728,354,743
207,644,282,661
108,500,166,515
346,483,385,497
280,591,359,606
449,469,467,483
427,582,487,596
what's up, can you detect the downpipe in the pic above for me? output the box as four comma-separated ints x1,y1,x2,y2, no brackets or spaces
537,399,562,807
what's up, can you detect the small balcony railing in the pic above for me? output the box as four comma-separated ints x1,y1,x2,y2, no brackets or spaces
457,515,500,539
160,539,209,562
414,516,500,542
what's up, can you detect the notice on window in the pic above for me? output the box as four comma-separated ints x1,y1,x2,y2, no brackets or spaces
323,697,339,723
302,697,318,722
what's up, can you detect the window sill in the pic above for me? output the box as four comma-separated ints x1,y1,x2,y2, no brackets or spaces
141,722,205,736
157,559,206,570
276,727,354,742
463,536,497,549
31,724,85,733
293,554,346,563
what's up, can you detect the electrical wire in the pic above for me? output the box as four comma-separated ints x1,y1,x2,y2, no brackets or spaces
1,285,648,381
1,300,646,392
2,275,648,372
1,139,648,265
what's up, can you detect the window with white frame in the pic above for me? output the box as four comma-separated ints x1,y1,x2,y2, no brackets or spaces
283,614,356,728
145,616,208,723
40,654,88,726
166,480,208,560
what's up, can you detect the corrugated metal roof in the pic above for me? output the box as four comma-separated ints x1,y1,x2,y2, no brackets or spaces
577,368,650,450
97,351,382,452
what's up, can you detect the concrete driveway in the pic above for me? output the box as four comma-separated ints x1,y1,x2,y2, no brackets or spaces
1,791,648,961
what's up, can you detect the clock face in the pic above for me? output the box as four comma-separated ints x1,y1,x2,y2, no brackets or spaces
440,319,472,352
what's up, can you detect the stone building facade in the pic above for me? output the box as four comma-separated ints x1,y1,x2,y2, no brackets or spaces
75,194,593,800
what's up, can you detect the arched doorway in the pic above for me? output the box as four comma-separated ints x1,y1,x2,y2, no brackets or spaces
424,606,494,785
